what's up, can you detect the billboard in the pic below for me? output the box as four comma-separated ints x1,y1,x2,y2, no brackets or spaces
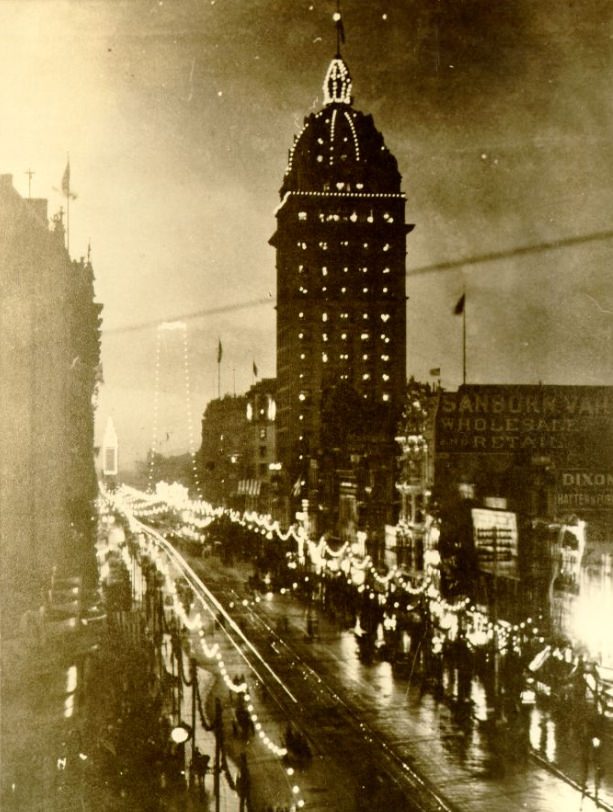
556,469,613,512
436,385,613,459
471,508,518,576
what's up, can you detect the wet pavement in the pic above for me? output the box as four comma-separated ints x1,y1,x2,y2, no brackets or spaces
168,545,613,812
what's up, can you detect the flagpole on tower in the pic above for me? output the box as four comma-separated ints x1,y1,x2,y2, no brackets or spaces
333,0,345,56
61,156,76,255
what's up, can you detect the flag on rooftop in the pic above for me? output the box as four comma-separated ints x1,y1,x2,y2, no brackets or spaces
453,293,465,315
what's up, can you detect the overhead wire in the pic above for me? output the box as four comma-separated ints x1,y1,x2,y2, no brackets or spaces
101,230,613,336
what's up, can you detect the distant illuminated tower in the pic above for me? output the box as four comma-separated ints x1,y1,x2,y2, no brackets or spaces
102,417,118,477
270,17,412,491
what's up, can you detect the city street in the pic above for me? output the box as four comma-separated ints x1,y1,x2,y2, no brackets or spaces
154,531,613,812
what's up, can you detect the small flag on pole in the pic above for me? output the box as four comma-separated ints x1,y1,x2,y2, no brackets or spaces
61,161,70,196
429,367,441,377
453,293,465,315
253,360,258,378
217,339,223,364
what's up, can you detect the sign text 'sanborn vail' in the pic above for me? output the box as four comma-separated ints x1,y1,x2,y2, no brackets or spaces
436,386,613,454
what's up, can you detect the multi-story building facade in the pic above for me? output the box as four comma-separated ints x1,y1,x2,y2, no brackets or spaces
270,47,411,538
434,384,613,630
0,174,102,628
242,378,279,513
199,394,248,507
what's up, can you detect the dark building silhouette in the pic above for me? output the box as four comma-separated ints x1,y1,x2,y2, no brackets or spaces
0,174,102,627
270,45,412,537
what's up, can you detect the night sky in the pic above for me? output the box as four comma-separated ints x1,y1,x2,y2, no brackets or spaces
2,0,611,466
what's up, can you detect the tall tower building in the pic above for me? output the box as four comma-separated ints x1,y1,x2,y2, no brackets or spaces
271,22,412,535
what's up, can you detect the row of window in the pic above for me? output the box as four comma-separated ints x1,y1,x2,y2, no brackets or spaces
299,265,392,275
296,285,392,295
296,210,397,224
296,240,393,252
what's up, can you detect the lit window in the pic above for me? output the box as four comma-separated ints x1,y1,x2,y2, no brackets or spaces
299,373,304,378
362,353,369,360
341,287,347,293
317,155,323,163
343,266,349,273
382,267,390,275
341,332,347,340
356,182,364,190
381,314,390,322
298,393,306,401
340,240,349,247
360,332,370,340
321,267,328,276
341,312,349,319
382,287,389,293
362,287,369,293
363,242,369,248
322,333,328,342
319,241,328,250
299,312,304,319
298,212,307,221
382,373,390,381
350,212,358,222
298,264,304,272
322,286,327,292
381,354,390,362
322,352,328,362
362,313,369,320
383,243,390,252
367,213,374,223
382,393,390,402
362,373,370,380
299,414,304,420
322,312,328,322
297,241,307,250
361,267,368,274
341,374,349,380
298,332,304,339
300,353,306,359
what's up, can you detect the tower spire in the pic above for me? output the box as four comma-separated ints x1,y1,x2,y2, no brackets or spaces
324,2,351,105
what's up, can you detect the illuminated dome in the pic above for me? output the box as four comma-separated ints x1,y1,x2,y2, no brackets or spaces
281,56,401,196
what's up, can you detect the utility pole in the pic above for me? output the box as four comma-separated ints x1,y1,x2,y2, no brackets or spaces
190,658,197,788
214,697,222,812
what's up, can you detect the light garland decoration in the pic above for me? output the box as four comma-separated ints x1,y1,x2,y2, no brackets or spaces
107,504,295,769
101,485,613,784
109,485,570,674
181,323,203,500
147,327,162,493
